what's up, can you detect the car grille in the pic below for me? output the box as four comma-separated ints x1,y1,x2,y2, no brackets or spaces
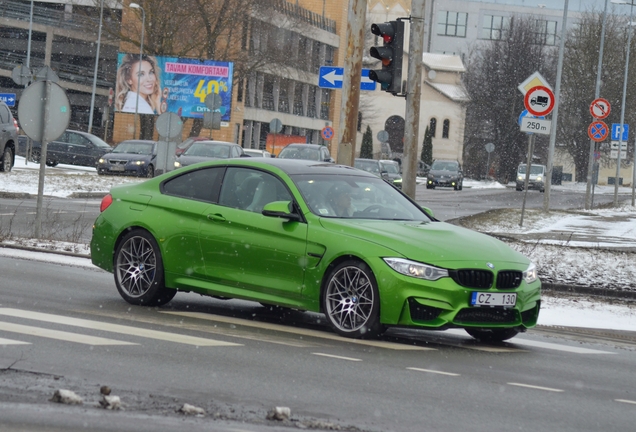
450,269,493,289
454,308,517,324
496,271,523,289
108,159,128,166
408,299,443,322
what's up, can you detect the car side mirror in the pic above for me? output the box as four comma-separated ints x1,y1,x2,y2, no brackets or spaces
262,200,302,222
420,206,436,220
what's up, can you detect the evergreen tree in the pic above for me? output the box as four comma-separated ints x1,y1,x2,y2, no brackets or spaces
360,125,373,159
421,126,433,165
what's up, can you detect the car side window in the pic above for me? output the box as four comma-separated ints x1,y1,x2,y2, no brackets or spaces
219,167,292,213
162,167,224,202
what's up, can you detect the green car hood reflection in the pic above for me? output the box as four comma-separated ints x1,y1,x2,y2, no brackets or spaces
318,218,527,269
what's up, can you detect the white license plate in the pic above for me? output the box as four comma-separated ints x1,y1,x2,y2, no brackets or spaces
110,166,125,172
470,292,517,307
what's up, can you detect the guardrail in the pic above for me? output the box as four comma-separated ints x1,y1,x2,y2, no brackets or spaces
0,0,104,34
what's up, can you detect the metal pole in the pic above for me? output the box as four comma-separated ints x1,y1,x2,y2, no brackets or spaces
544,0,569,212
336,0,365,166
25,1,34,165
88,0,104,134
520,134,535,227
632,132,636,205
585,0,609,210
615,2,633,206
35,81,51,239
130,3,145,140
403,0,426,199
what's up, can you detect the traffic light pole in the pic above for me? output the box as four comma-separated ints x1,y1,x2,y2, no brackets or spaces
402,1,426,199
336,0,366,166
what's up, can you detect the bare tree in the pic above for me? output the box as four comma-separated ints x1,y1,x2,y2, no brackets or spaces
462,15,557,182
558,10,636,181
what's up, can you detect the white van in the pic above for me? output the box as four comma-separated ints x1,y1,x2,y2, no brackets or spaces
516,164,546,192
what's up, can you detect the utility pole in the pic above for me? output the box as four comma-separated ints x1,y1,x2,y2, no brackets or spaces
337,0,366,166
402,0,426,199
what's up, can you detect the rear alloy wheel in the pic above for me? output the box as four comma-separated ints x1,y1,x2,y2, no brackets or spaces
323,260,384,339
465,327,520,343
0,147,13,172
114,229,176,306
30,149,41,163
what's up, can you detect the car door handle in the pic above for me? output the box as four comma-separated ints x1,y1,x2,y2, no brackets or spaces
207,213,226,222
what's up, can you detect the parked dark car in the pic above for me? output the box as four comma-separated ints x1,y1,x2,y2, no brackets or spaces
277,143,334,162
30,129,112,168
174,140,246,168
426,159,463,191
379,159,403,189
0,101,19,172
97,140,157,177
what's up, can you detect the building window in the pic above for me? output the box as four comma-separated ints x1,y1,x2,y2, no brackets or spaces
437,11,467,37
534,19,557,45
429,118,437,137
442,119,450,139
237,78,244,103
482,15,510,40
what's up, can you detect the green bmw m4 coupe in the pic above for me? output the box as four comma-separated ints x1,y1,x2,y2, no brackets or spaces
91,158,540,342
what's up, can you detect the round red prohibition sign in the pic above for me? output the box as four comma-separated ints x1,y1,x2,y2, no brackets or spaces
589,98,611,119
321,126,334,141
524,86,555,117
588,120,609,142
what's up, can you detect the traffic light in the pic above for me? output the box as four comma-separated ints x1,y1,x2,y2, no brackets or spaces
369,20,405,95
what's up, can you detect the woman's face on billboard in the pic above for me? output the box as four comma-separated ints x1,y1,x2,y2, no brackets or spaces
128,60,156,96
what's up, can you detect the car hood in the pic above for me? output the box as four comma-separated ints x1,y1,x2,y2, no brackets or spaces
177,155,224,166
319,218,529,269
428,169,459,177
102,152,154,162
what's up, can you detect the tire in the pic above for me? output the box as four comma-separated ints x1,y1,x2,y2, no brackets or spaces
465,327,520,343
458,181,463,191
31,149,41,163
0,147,13,172
322,259,384,339
145,165,154,178
516,187,522,191
114,229,176,306
46,160,58,167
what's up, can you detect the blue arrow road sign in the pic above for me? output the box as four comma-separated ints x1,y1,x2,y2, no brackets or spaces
0,93,16,107
611,123,629,141
318,66,377,91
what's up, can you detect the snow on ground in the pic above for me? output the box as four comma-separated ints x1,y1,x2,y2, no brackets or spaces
2,156,636,332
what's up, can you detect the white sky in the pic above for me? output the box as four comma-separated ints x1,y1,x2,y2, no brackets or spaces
2,156,636,333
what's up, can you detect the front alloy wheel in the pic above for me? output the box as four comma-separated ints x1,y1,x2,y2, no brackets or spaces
114,229,176,306
323,260,383,339
1,147,13,172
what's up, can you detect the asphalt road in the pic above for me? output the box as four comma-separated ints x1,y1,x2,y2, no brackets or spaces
1,256,636,432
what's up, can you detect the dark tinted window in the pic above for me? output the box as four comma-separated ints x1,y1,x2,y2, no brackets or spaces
162,167,224,202
219,167,292,213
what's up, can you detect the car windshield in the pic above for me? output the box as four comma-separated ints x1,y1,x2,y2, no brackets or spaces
293,173,429,221
91,136,112,149
112,142,154,155
278,146,321,161
518,165,544,175
381,162,400,174
185,143,230,158
431,161,458,171
354,160,381,173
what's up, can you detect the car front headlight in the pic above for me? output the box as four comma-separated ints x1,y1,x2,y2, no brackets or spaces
134,160,146,165
98,158,105,164
174,161,182,168
383,258,448,281
517,175,523,181
523,262,537,284
536,176,542,181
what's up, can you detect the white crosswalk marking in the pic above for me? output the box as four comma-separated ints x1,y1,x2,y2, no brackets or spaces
0,321,136,346
0,308,242,347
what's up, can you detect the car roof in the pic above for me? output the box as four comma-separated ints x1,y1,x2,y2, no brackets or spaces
182,157,374,177
193,140,235,146
117,140,157,145
282,143,324,149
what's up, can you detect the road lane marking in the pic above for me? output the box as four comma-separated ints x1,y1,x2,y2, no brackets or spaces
507,382,564,392
407,367,460,376
615,399,636,405
508,338,615,355
312,353,362,362
0,337,31,345
0,308,241,347
0,322,136,346
161,311,435,351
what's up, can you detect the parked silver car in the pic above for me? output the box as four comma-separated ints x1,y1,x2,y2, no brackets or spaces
0,101,18,172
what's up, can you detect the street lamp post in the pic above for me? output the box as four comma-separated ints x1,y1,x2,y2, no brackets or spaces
611,0,634,207
129,2,145,140
87,0,104,135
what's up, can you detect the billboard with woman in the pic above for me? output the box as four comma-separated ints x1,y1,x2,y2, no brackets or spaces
115,53,234,123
